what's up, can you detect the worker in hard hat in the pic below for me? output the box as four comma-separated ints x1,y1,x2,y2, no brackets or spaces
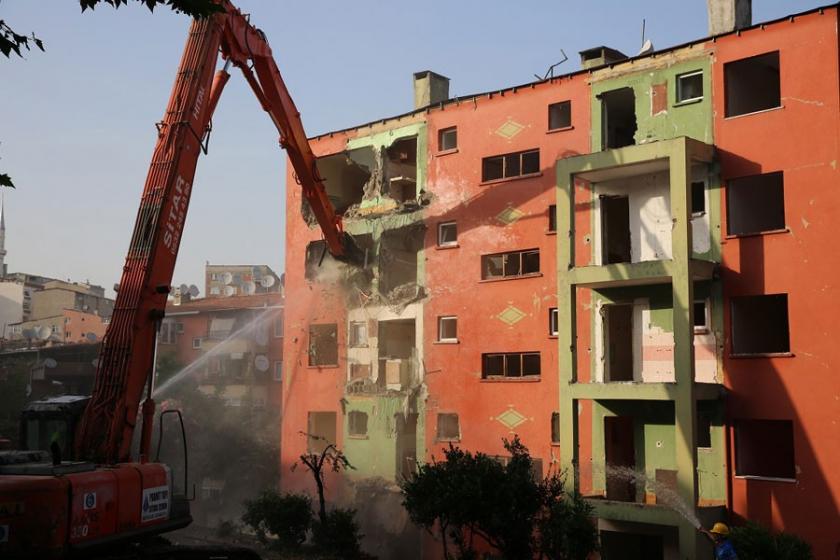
701,522,739,560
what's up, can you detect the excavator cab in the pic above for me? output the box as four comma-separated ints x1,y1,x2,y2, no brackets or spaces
20,396,90,462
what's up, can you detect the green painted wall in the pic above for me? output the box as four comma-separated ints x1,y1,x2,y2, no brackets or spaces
590,55,713,151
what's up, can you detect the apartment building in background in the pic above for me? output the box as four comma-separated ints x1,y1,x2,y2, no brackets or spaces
281,2,840,558
158,291,284,410
205,263,282,297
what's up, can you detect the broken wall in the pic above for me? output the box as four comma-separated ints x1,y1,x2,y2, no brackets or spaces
590,48,713,150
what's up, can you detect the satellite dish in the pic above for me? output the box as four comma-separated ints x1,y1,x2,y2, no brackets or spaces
222,272,233,285
242,281,256,295
254,354,269,372
189,284,200,297
44,358,57,368
260,275,276,288
37,326,52,340
638,39,654,56
86,332,97,342
223,285,236,297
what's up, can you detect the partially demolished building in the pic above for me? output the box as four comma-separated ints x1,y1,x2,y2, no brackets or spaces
281,1,840,558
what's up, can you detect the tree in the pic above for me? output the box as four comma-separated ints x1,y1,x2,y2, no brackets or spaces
400,437,598,560
730,522,813,560
1,0,221,186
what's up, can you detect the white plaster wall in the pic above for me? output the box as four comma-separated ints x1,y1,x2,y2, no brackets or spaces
346,302,423,385
594,171,673,265
691,166,712,255
594,298,718,384
0,282,24,338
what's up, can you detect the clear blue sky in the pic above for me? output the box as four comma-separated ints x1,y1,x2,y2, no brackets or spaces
0,0,824,296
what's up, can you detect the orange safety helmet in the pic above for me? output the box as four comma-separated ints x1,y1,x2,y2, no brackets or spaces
710,522,730,536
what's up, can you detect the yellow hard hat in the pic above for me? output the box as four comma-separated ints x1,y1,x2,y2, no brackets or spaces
710,523,730,536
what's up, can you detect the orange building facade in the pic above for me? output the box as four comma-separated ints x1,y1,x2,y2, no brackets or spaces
281,5,840,558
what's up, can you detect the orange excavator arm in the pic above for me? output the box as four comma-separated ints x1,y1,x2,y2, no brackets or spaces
75,1,348,464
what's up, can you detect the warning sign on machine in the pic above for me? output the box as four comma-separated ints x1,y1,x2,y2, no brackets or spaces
140,485,170,522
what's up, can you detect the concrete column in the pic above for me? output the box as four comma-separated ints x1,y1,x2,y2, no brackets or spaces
669,139,700,559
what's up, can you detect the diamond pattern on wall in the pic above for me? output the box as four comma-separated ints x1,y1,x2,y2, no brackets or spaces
495,119,525,139
497,305,526,325
496,206,524,226
496,408,527,429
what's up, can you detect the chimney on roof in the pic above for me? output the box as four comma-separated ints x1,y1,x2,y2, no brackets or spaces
413,71,449,109
579,46,628,70
707,0,752,35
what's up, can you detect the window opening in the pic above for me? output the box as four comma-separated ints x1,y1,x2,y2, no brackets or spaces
601,195,631,264
308,323,338,366
386,137,418,203
735,419,795,479
694,300,709,333
482,149,540,182
437,221,458,247
437,413,460,441
481,249,540,280
192,337,202,349
548,204,557,232
725,51,780,117
438,127,457,151
604,416,637,502
697,412,712,449
549,308,559,336
482,352,541,379
307,411,337,454
731,294,789,355
726,171,785,235
438,316,458,342
551,412,560,444
676,70,704,103
601,87,637,149
273,361,283,382
548,101,572,130
349,321,367,347
691,181,705,215
348,411,369,437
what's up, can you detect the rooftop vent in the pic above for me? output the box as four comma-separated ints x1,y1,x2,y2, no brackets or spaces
413,71,449,109
579,46,629,70
707,0,751,35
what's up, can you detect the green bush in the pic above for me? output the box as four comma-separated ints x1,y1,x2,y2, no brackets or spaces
241,490,312,550
730,522,812,560
312,507,366,559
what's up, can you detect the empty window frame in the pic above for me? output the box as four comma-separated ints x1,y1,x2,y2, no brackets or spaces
482,352,541,379
437,413,460,441
348,411,369,437
481,149,540,182
437,221,458,247
725,51,781,117
691,181,706,215
731,294,790,355
274,316,284,338
348,321,367,348
192,337,202,349
676,70,704,103
273,361,283,382
438,316,458,342
548,101,572,130
726,172,785,235
307,411,337,454
551,412,560,444
694,300,710,333
438,126,457,151
308,323,339,366
481,249,540,280
600,87,637,149
549,308,559,336
548,204,557,232
735,419,795,479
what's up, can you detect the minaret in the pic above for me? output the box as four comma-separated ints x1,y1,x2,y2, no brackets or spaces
0,195,8,276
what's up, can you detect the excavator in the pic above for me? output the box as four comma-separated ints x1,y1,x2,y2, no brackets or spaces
0,2,358,558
